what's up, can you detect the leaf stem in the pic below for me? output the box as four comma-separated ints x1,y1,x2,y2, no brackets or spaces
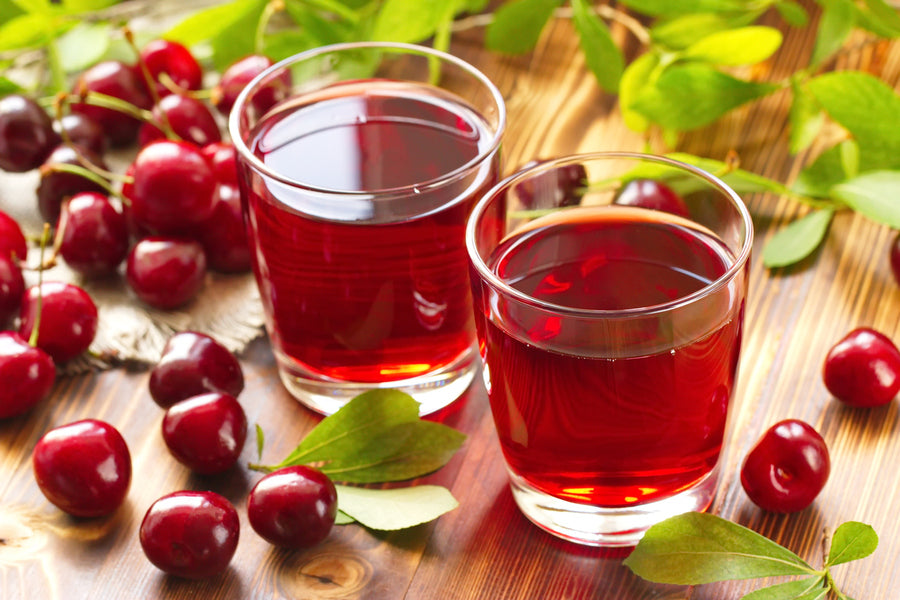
256,0,286,55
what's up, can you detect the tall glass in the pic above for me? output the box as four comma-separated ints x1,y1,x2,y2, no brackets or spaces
466,153,752,546
230,43,505,415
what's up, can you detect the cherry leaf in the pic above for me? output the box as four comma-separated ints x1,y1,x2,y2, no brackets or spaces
826,521,879,567
623,512,816,585
774,2,809,27
334,510,355,525
370,0,449,44
832,171,900,228
811,0,855,66
650,12,759,50
789,79,824,154
571,0,623,92
617,0,745,18
740,578,827,600
55,22,110,73
485,0,561,54
682,26,783,66
619,52,659,131
763,209,834,269
335,484,458,530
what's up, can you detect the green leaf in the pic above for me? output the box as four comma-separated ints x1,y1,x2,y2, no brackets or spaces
855,0,900,38
334,510,355,525
571,0,623,92
631,64,778,131
284,1,356,45
617,0,745,17
682,27,783,66
335,484,458,530
762,209,835,268
54,0,118,13
55,22,110,73
619,52,659,131
623,512,816,585
0,76,22,94
0,12,52,51
266,389,466,483
740,578,827,600
793,144,846,198
832,171,900,228
666,152,791,195
806,71,900,169
788,79,824,154
774,1,809,27
826,521,878,567
165,0,267,70
0,0,24,22
262,30,318,62
370,0,448,43
811,0,855,66
485,0,561,54
650,13,758,50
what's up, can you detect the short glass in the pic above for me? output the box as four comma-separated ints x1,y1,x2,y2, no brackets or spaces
230,42,505,416
466,153,753,546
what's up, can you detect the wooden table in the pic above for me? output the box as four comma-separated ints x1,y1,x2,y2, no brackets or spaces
3,7,900,600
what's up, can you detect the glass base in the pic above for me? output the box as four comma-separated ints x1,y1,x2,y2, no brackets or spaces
275,348,477,416
508,465,719,547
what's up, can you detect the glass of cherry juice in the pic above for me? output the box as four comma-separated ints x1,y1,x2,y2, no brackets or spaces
230,43,505,415
466,153,753,546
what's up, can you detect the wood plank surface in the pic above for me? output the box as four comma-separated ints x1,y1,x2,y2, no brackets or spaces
2,4,900,599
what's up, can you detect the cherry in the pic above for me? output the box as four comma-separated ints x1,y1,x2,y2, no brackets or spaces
247,466,337,550
37,143,108,224
162,393,247,474
139,490,239,579
823,327,900,408
139,39,204,98
138,94,222,148
212,54,290,116
129,141,217,234
0,94,59,173
740,419,830,513
57,192,128,277
515,159,587,209
0,209,28,262
0,254,24,326
614,179,690,218
126,237,207,309
70,60,152,147
890,231,900,287
0,332,55,418
53,113,106,157
33,419,131,517
149,331,244,408
19,281,98,363
200,142,238,186
195,184,252,273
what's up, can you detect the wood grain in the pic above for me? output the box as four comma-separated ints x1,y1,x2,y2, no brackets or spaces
3,4,900,599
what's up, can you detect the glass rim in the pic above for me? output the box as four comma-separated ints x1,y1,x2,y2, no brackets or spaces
227,41,507,198
465,151,754,319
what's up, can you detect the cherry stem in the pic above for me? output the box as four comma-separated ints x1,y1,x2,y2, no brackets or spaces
41,162,130,200
255,0,285,54
29,224,51,348
122,27,181,142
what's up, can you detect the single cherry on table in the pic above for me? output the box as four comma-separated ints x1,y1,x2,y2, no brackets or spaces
125,236,207,310
56,192,129,277
149,331,244,408
823,327,900,408
32,419,131,517
139,490,239,579
18,281,99,363
162,392,248,475
740,419,830,513
0,331,55,419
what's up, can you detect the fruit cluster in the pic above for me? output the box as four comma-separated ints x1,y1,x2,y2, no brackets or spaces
524,160,900,514
0,39,287,419
32,330,338,579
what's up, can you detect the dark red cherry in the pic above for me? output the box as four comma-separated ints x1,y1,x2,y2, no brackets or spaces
53,113,106,156
213,54,290,116
19,282,98,363
139,39,203,98
0,332,55,419
614,179,690,218
890,231,900,287
70,60,152,147
162,392,247,474
37,143,108,224
823,327,900,408
740,419,830,513
129,140,217,234
0,94,59,172
195,184,251,273
0,254,24,326
247,465,337,549
516,159,587,209
200,142,238,186
57,192,128,277
126,237,207,310
138,94,222,148
149,331,244,408
33,419,131,517
140,490,239,579
0,209,28,262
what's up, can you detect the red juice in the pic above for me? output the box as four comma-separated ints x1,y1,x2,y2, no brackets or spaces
242,81,500,383
482,206,742,507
